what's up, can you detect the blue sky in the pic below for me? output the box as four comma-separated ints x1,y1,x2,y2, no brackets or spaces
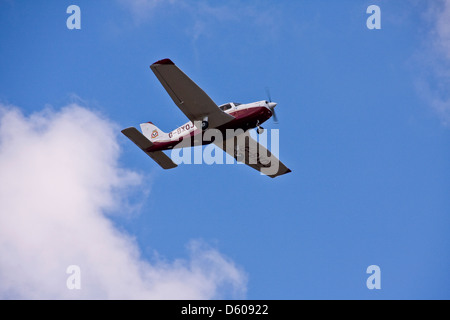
0,0,449,299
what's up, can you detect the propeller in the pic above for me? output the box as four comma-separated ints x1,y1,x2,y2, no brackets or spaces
265,87,279,124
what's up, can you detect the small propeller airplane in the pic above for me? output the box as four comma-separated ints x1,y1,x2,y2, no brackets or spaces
122,58,291,178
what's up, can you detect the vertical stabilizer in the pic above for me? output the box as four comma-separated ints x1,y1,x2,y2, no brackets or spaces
140,122,169,142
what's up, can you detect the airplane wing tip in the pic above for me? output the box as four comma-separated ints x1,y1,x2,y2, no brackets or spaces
268,167,292,178
151,58,174,67
121,127,134,134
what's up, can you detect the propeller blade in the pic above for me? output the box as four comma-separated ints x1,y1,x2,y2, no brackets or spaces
265,88,279,124
265,87,272,103
272,108,279,124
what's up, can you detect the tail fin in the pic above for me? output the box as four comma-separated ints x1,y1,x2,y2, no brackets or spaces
140,122,170,142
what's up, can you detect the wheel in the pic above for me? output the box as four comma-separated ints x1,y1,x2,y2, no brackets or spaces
202,120,209,130
257,127,264,134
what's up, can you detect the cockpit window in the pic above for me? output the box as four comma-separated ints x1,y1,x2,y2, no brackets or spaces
220,103,242,111
219,103,232,111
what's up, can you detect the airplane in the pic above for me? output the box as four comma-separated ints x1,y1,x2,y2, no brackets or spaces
122,58,291,178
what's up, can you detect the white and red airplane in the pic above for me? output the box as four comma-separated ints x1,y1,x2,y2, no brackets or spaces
122,58,291,178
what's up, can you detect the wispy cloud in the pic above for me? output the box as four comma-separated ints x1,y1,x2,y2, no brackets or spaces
432,0,450,60
415,0,450,125
116,0,281,67
117,0,280,40
0,103,247,299
116,0,177,24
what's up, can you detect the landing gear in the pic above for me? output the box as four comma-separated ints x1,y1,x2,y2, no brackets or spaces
202,116,209,130
256,120,264,134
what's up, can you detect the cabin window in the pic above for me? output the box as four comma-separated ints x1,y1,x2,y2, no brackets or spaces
219,104,232,111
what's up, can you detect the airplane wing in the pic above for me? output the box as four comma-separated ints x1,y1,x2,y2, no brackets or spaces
214,130,291,178
150,59,234,128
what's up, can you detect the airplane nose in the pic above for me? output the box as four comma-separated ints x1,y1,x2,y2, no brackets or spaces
268,102,277,109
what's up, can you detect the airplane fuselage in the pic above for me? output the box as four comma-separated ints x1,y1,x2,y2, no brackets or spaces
148,101,274,152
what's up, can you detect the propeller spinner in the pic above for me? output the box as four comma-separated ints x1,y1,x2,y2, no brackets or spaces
265,87,279,124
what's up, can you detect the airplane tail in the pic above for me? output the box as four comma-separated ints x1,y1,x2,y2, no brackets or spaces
122,127,177,170
140,122,170,142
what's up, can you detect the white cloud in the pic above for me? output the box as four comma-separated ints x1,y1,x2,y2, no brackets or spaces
0,103,246,299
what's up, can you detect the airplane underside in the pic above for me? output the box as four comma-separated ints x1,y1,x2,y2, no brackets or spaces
149,106,273,152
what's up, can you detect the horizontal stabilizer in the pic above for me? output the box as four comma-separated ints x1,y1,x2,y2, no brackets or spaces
122,127,153,150
122,127,177,170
